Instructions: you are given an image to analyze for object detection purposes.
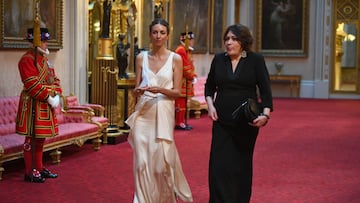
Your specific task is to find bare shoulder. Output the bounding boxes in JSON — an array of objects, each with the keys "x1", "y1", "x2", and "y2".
[
  {"x1": 136, "y1": 51, "x2": 145, "y2": 60},
  {"x1": 171, "y1": 52, "x2": 182, "y2": 72},
  {"x1": 135, "y1": 51, "x2": 145, "y2": 66},
  {"x1": 172, "y1": 52, "x2": 182, "y2": 63}
]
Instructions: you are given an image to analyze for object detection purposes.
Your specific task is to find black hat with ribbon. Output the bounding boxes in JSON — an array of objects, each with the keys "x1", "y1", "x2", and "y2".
[
  {"x1": 26, "y1": 28, "x2": 50, "y2": 42},
  {"x1": 180, "y1": 31, "x2": 195, "y2": 41}
]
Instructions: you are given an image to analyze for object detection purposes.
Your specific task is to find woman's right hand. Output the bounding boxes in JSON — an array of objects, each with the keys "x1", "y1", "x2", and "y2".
[
  {"x1": 208, "y1": 105, "x2": 218, "y2": 121},
  {"x1": 206, "y1": 96, "x2": 218, "y2": 121},
  {"x1": 207, "y1": 103, "x2": 218, "y2": 121},
  {"x1": 134, "y1": 86, "x2": 147, "y2": 97}
]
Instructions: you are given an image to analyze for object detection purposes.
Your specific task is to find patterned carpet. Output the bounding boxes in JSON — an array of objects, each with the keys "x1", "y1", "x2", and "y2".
[{"x1": 0, "y1": 98, "x2": 359, "y2": 203}]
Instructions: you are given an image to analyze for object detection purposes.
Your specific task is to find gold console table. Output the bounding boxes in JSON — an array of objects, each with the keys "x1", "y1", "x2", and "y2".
[{"x1": 270, "y1": 75, "x2": 301, "y2": 97}]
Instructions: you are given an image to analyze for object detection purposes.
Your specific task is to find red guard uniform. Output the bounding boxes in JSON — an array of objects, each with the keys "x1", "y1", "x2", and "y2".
[
  {"x1": 16, "y1": 28, "x2": 62, "y2": 182},
  {"x1": 175, "y1": 41, "x2": 197, "y2": 129},
  {"x1": 16, "y1": 50, "x2": 62, "y2": 137}
]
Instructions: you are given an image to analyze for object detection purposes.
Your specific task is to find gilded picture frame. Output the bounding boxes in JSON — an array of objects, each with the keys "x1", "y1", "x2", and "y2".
[
  {"x1": 0, "y1": 0, "x2": 63, "y2": 50},
  {"x1": 210, "y1": 0, "x2": 226, "y2": 54},
  {"x1": 255, "y1": 0, "x2": 309, "y2": 57},
  {"x1": 169, "y1": 0, "x2": 209, "y2": 53}
]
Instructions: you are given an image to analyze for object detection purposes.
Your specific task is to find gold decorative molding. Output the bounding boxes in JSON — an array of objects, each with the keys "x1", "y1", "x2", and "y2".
[{"x1": 336, "y1": 0, "x2": 359, "y2": 20}]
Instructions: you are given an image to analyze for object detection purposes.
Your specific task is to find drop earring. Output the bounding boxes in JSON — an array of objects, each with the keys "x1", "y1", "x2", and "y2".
[{"x1": 241, "y1": 50, "x2": 247, "y2": 58}]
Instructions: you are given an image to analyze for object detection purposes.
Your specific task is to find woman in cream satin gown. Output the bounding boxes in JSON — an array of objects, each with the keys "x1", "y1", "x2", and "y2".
[{"x1": 126, "y1": 18, "x2": 193, "y2": 203}]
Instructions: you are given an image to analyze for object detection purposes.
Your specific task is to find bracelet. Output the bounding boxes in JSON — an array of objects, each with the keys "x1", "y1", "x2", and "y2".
[{"x1": 260, "y1": 113, "x2": 270, "y2": 120}]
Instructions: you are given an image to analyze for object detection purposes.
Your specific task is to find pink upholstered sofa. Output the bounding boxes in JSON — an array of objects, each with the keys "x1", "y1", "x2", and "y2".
[
  {"x1": 0, "y1": 96, "x2": 102, "y2": 180},
  {"x1": 63, "y1": 94, "x2": 109, "y2": 144},
  {"x1": 189, "y1": 76, "x2": 208, "y2": 118}
]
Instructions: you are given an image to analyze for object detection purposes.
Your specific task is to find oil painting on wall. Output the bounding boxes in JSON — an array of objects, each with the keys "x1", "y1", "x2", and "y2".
[
  {"x1": 256, "y1": 0, "x2": 309, "y2": 57},
  {"x1": 0, "y1": 0, "x2": 63, "y2": 49},
  {"x1": 169, "y1": 0, "x2": 209, "y2": 53}
]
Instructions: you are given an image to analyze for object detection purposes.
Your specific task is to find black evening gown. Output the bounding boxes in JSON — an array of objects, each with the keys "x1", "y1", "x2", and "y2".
[{"x1": 205, "y1": 52, "x2": 273, "y2": 203}]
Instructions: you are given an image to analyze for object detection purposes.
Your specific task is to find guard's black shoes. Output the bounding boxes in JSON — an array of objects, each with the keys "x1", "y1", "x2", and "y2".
[
  {"x1": 185, "y1": 125, "x2": 193, "y2": 129},
  {"x1": 175, "y1": 124, "x2": 192, "y2": 131},
  {"x1": 24, "y1": 169, "x2": 45, "y2": 183},
  {"x1": 41, "y1": 168, "x2": 58, "y2": 179}
]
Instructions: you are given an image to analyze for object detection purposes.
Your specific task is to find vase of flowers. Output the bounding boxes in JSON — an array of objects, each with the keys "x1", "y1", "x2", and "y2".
[{"x1": 275, "y1": 62, "x2": 284, "y2": 75}]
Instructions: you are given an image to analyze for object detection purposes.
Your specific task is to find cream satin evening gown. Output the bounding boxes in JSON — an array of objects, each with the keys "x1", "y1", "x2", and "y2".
[{"x1": 126, "y1": 51, "x2": 193, "y2": 203}]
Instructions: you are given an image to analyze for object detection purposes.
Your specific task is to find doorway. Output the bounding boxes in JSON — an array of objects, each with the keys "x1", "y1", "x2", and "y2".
[{"x1": 332, "y1": 0, "x2": 360, "y2": 93}]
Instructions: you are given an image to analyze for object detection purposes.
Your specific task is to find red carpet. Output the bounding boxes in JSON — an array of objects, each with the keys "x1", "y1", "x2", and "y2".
[{"x1": 0, "y1": 98, "x2": 359, "y2": 203}]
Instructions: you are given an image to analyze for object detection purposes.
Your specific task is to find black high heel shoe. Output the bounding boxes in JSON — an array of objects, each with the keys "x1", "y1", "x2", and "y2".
[
  {"x1": 24, "y1": 169, "x2": 45, "y2": 183},
  {"x1": 41, "y1": 168, "x2": 58, "y2": 178}
]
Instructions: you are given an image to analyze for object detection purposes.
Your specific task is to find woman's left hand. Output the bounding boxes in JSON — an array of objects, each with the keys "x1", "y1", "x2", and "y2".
[
  {"x1": 249, "y1": 115, "x2": 269, "y2": 128},
  {"x1": 146, "y1": 86, "x2": 161, "y2": 94}
]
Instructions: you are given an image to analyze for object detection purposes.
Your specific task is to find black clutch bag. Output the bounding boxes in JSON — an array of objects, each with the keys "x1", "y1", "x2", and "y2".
[{"x1": 231, "y1": 98, "x2": 261, "y2": 122}]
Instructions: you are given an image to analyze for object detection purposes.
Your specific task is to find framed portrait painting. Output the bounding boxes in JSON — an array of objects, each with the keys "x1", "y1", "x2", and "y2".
[
  {"x1": 255, "y1": 0, "x2": 309, "y2": 57},
  {"x1": 210, "y1": 0, "x2": 226, "y2": 54},
  {"x1": 0, "y1": 0, "x2": 63, "y2": 49},
  {"x1": 169, "y1": 0, "x2": 209, "y2": 53}
]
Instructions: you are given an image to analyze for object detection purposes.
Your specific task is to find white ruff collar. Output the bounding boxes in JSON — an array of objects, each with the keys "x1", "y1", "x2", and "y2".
[{"x1": 37, "y1": 47, "x2": 50, "y2": 55}]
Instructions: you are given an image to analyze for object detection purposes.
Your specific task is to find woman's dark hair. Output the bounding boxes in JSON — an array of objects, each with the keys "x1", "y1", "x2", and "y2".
[
  {"x1": 149, "y1": 18, "x2": 170, "y2": 34},
  {"x1": 223, "y1": 24, "x2": 253, "y2": 51}
]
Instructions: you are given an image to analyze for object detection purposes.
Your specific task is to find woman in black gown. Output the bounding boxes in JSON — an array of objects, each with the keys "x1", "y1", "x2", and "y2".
[{"x1": 205, "y1": 24, "x2": 273, "y2": 203}]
